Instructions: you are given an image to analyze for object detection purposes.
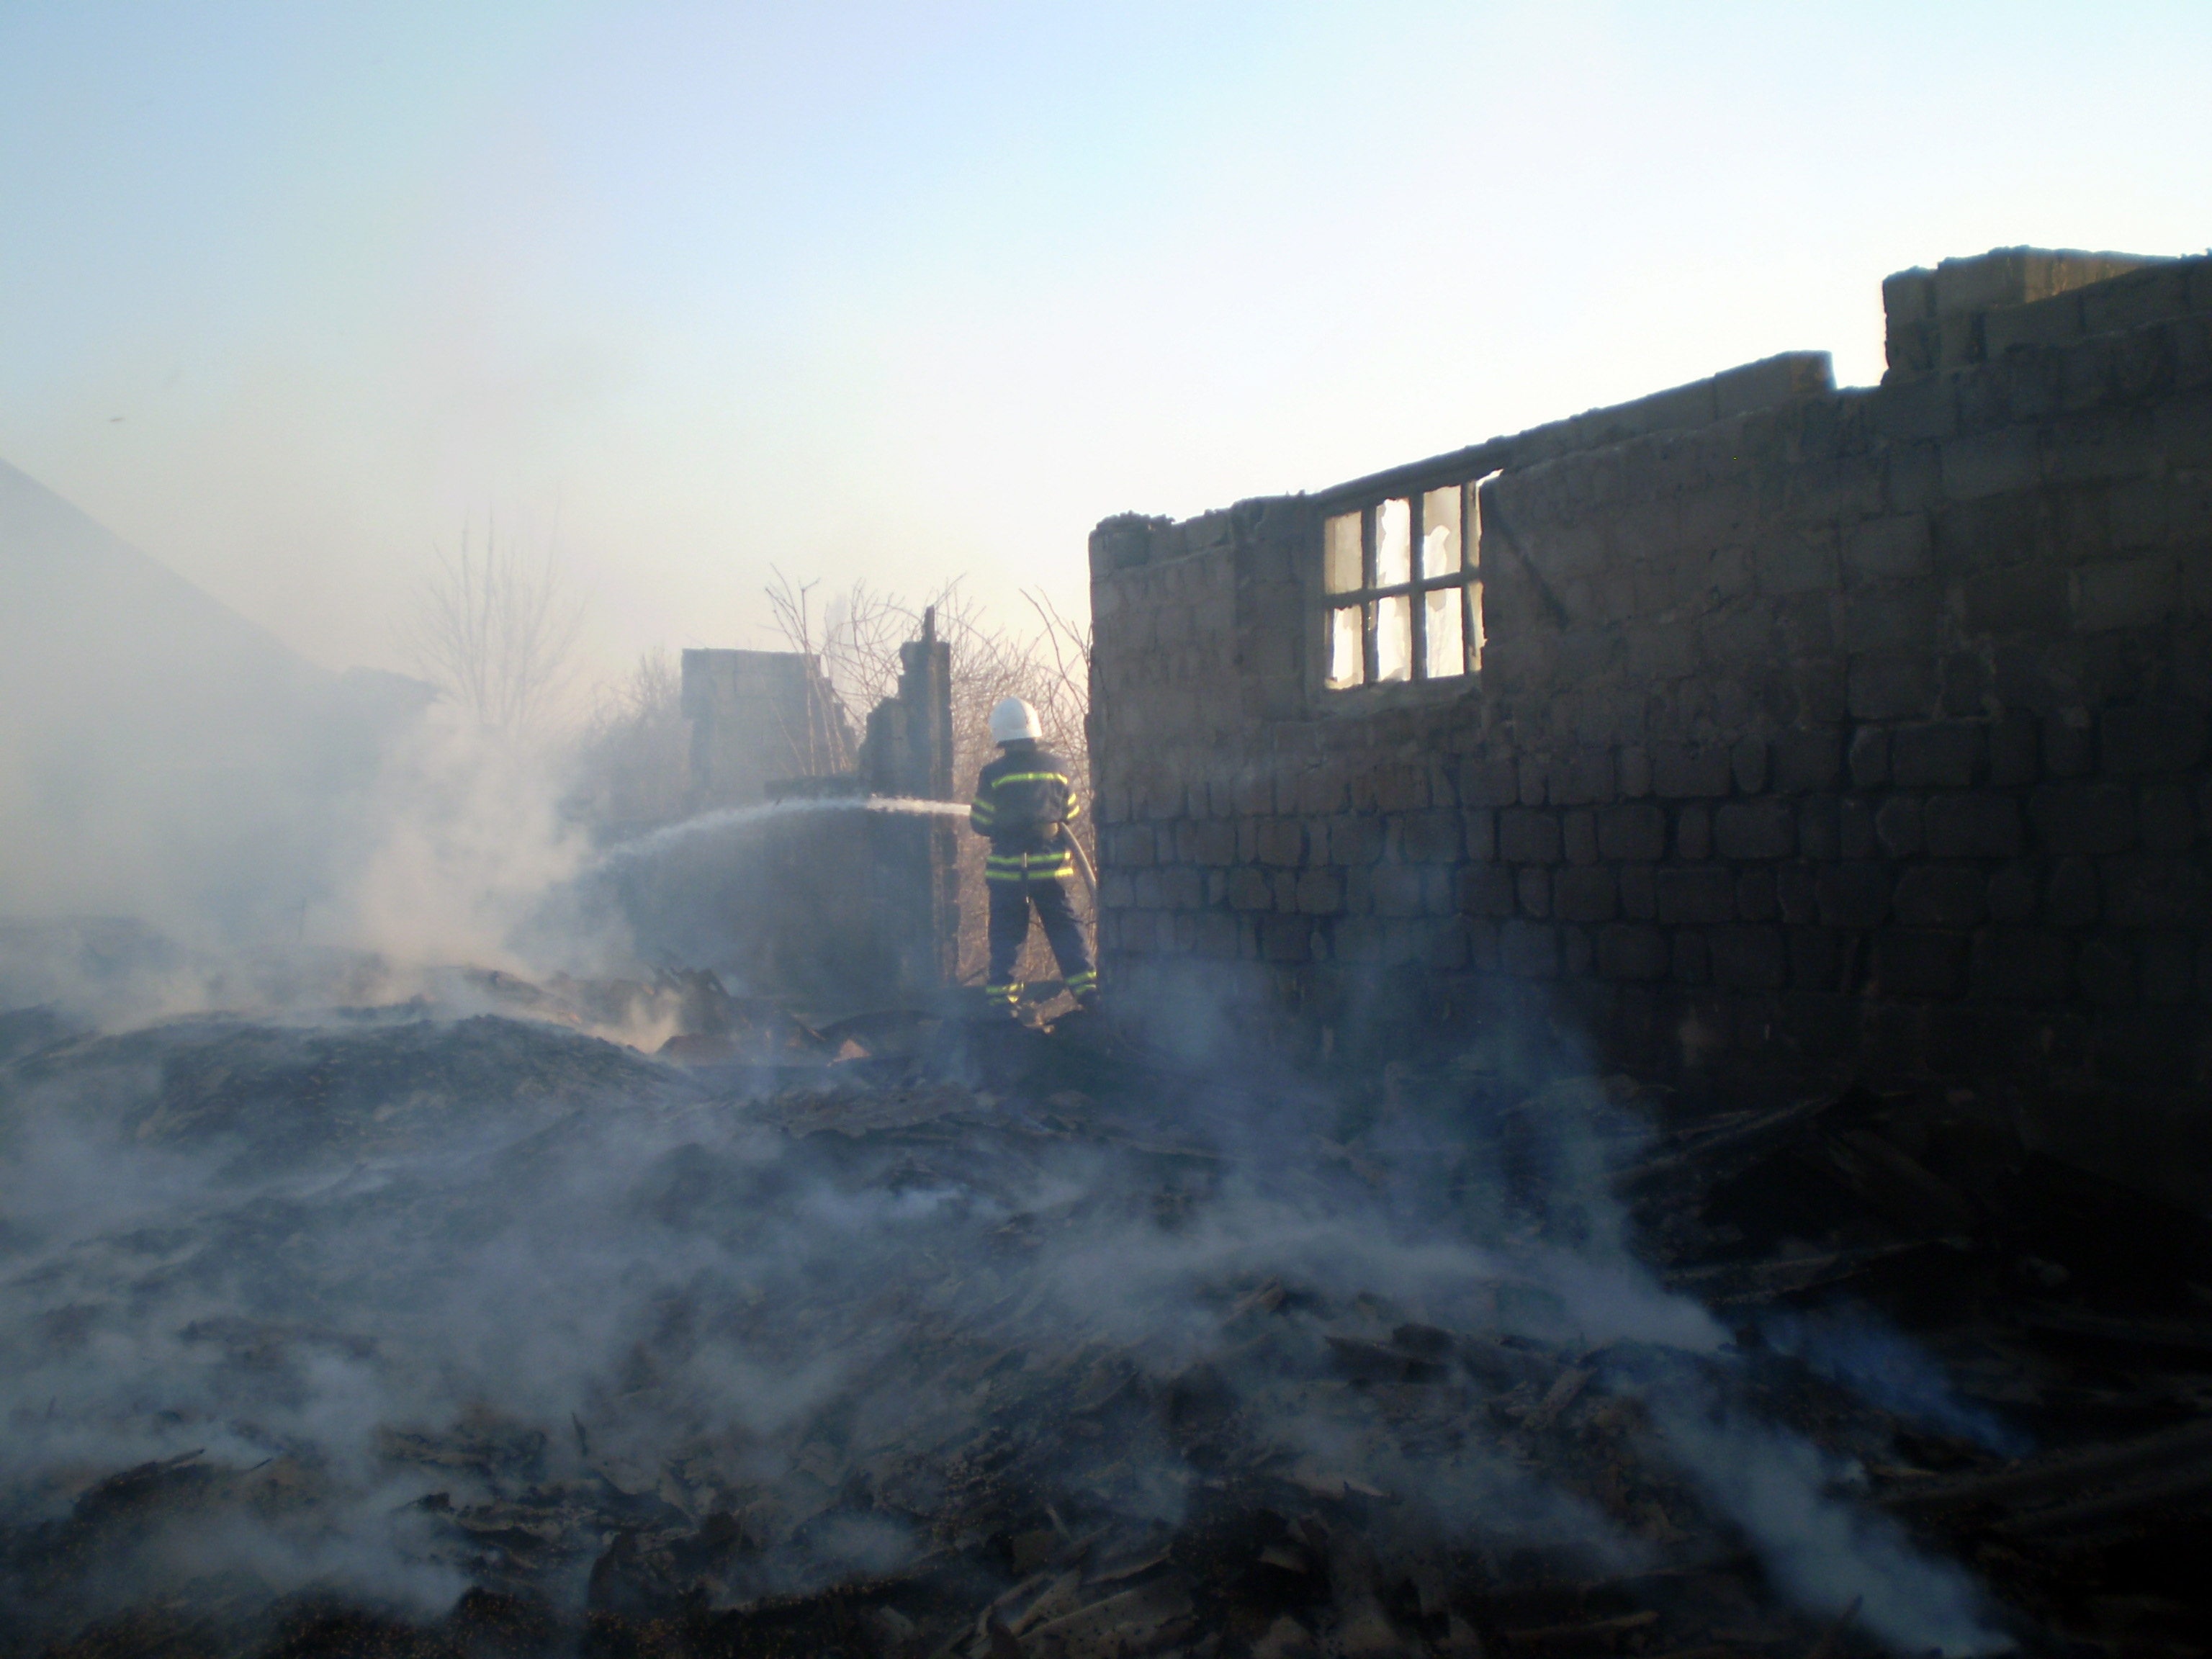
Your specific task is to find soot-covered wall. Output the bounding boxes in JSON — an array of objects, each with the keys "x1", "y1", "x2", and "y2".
[{"x1": 1089, "y1": 248, "x2": 2211, "y2": 1174}]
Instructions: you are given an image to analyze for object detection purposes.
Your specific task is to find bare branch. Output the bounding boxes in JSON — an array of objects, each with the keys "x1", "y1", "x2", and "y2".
[{"x1": 397, "y1": 518, "x2": 584, "y2": 737}]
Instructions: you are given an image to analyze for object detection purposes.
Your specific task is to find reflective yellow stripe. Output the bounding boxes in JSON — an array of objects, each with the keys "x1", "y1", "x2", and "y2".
[
  {"x1": 994, "y1": 771, "x2": 1070, "y2": 786},
  {"x1": 1065, "y1": 799, "x2": 1082, "y2": 819}
]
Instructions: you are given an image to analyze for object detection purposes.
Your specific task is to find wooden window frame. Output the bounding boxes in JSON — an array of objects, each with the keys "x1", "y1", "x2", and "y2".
[{"x1": 1318, "y1": 481, "x2": 1485, "y2": 695}]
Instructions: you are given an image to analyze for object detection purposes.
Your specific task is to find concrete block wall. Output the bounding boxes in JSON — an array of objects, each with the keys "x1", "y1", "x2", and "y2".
[{"x1": 1089, "y1": 250, "x2": 2212, "y2": 1115}]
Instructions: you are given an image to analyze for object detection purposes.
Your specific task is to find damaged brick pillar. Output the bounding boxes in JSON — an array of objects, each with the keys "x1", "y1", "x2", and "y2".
[{"x1": 860, "y1": 606, "x2": 961, "y2": 994}]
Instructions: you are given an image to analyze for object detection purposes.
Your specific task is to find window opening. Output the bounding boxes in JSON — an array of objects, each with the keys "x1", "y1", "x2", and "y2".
[{"x1": 1318, "y1": 477, "x2": 1485, "y2": 692}]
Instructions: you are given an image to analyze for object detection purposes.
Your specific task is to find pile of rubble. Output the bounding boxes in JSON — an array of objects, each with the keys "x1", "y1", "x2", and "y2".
[{"x1": 4, "y1": 989, "x2": 2211, "y2": 1657}]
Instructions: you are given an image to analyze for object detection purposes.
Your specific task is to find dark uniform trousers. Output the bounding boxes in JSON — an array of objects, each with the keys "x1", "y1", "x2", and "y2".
[
  {"x1": 986, "y1": 862, "x2": 1095, "y2": 1007},
  {"x1": 970, "y1": 741, "x2": 1098, "y2": 1008}
]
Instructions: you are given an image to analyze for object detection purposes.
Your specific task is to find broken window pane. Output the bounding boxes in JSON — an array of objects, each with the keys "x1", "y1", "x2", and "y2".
[
  {"x1": 1467, "y1": 577, "x2": 1485, "y2": 670},
  {"x1": 1375, "y1": 593, "x2": 1411, "y2": 683},
  {"x1": 1323, "y1": 512, "x2": 1362, "y2": 595},
  {"x1": 1325, "y1": 605, "x2": 1364, "y2": 689},
  {"x1": 1424, "y1": 585, "x2": 1464, "y2": 679},
  {"x1": 1374, "y1": 498, "x2": 1411, "y2": 588},
  {"x1": 1420, "y1": 487, "x2": 1461, "y2": 577}
]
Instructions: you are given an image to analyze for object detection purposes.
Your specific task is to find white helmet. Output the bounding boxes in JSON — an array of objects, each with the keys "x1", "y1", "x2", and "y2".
[{"x1": 989, "y1": 696, "x2": 1042, "y2": 743}]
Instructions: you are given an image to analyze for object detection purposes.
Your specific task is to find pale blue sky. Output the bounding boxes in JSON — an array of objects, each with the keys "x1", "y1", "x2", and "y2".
[{"x1": 4, "y1": 1, "x2": 2207, "y2": 684}]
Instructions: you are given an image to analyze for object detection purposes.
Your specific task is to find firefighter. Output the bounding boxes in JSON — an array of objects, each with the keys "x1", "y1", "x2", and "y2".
[{"x1": 969, "y1": 696, "x2": 1098, "y2": 1015}]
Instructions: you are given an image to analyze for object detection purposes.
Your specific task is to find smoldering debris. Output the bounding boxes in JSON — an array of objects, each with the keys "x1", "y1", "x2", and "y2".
[{"x1": 3, "y1": 1004, "x2": 2211, "y2": 1657}]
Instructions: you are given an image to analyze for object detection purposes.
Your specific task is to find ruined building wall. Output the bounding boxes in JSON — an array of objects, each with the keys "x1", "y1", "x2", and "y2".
[
  {"x1": 1089, "y1": 249, "x2": 2212, "y2": 1187},
  {"x1": 680, "y1": 648, "x2": 854, "y2": 809}
]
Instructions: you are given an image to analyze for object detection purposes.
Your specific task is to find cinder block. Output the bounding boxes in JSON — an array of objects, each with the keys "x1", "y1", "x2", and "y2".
[
  {"x1": 1516, "y1": 867, "x2": 1552, "y2": 918},
  {"x1": 1257, "y1": 819, "x2": 1306, "y2": 867},
  {"x1": 1193, "y1": 819, "x2": 1238, "y2": 866},
  {"x1": 1843, "y1": 516, "x2": 1933, "y2": 585},
  {"x1": 1516, "y1": 755, "x2": 1549, "y2": 808},
  {"x1": 1840, "y1": 585, "x2": 1941, "y2": 655},
  {"x1": 2082, "y1": 263, "x2": 2195, "y2": 335},
  {"x1": 1798, "y1": 796, "x2": 1842, "y2": 860},
  {"x1": 1227, "y1": 868, "x2": 1272, "y2": 911},
  {"x1": 1987, "y1": 860, "x2": 2039, "y2": 922},
  {"x1": 1779, "y1": 864, "x2": 1820, "y2": 923},
  {"x1": 1736, "y1": 868, "x2": 1779, "y2": 922},
  {"x1": 1457, "y1": 864, "x2": 1515, "y2": 917},
  {"x1": 1848, "y1": 727, "x2": 1891, "y2": 788},
  {"x1": 1732, "y1": 738, "x2": 1770, "y2": 795},
  {"x1": 1788, "y1": 927, "x2": 1843, "y2": 992},
  {"x1": 1873, "y1": 930, "x2": 1969, "y2": 998},
  {"x1": 1397, "y1": 810, "x2": 1464, "y2": 863},
  {"x1": 1599, "y1": 803, "x2": 1668, "y2": 861},
  {"x1": 1771, "y1": 730, "x2": 1843, "y2": 792},
  {"x1": 2046, "y1": 857, "x2": 2100, "y2": 927},
  {"x1": 1942, "y1": 428, "x2": 2039, "y2": 501},
  {"x1": 2103, "y1": 705, "x2": 2210, "y2": 774},
  {"x1": 1375, "y1": 764, "x2": 1431, "y2": 813},
  {"x1": 2140, "y1": 785, "x2": 2198, "y2": 853},
  {"x1": 1551, "y1": 749, "x2": 1617, "y2": 806},
  {"x1": 2139, "y1": 932, "x2": 2198, "y2": 1004},
  {"x1": 1989, "y1": 714, "x2": 2040, "y2": 787},
  {"x1": 1714, "y1": 800, "x2": 1796, "y2": 860},
  {"x1": 2077, "y1": 556, "x2": 2181, "y2": 631},
  {"x1": 1499, "y1": 809, "x2": 1563, "y2": 864},
  {"x1": 1465, "y1": 808, "x2": 1497, "y2": 862},
  {"x1": 1297, "y1": 870, "x2": 1344, "y2": 914},
  {"x1": 1715, "y1": 352, "x2": 1835, "y2": 418},
  {"x1": 1677, "y1": 804, "x2": 1713, "y2": 861},
  {"x1": 1459, "y1": 756, "x2": 1520, "y2": 809},
  {"x1": 1293, "y1": 766, "x2": 1349, "y2": 816},
  {"x1": 1326, "y1": 814, "x2": 1385, "y2": 866},
  {"x1": 1161, "y1": 867, "x2": 1206, "y2": 909},
  {"x1": 1925, "y1": 793, "x2": 2024, "y2": 858},
  {"x1": 1671, "y1": 932, "x2": 1710, "y2": 986},
  {"x1": 1563, "y1": 809, "x2": 1599, "y2": 866},
  {"x1": 1373, "y1": 866, "x2": 1429, "y2": 918},
  {"x1": 1983, "y1": 292, "x2": 2084, "y2": 357},
  {"x1": 1963, "y1": 561, "x2": 2069, "y2": 642},
  {"x1": 1555, "y1": 867, "x2": 1618, "y2": 923},
  {"x1": 1191, "y1": 911, "x2": 1241, "y2": 959},
  {"x1": 1891, "y1": 722, "x2": 1984, "y2": 788},
  {"x1": 2030, "y1": 784, "x2": 2136, "y2": 856},
  {"x1": 2076, "y1": 935, "x2": 2136, "y2": 1005},
  {"x1": 1619, "y1": 746, "x2": 1653, "y2": 798},
  {"x1": 1849, "y1": 655, "x2": 1938, "y2": 721},
  {"x1": 2100, "y1": 858, "x2": 2211, "y2": 928},
  {"x1": 1972, "y1": 928, "x2": 2070, "y2": 1002},
  {"x1": 1817, "y1": 863, "x2": 1894, "y2": 928},
  {"x1": 1875, "y1": 796, "x2": 1924, "y2": 857},
  {"x1": 1711, "y1": 926, "x2": 1789, "y2": 991},
  {"x1": 1657, "y1": 866, "x2": 1736, "y2": 924},
  {"x1": 1893, "y1": 866, "x2": 1988, "y2": 927},
  {"x1": 1597, "y1": 924, "x2": 1670, "y2": 981},
  {"x1": 2044, "y1": 711, "x2": 2096, "y2": 778},
  {"x1": 1651, "y1": 745, "x2": 1735, "y2": 799},
  {"x1": 1258, "y1": 914, "x2": 1312, "y2": 963},
  {"x1": 1619, "y1": 865, "x2": 1657, "y2": 920},
  {"x1": 1758, "y1": 531, "x2": 1841, "y2": 595},
  {"x1": 1499, "y1": 920, "x2": 1560, "y2": 979}
]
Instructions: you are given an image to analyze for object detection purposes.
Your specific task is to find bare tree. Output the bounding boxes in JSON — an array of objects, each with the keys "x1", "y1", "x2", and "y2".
[
  {"x1": 568, "y1": 648, "x2": 690, "y2": 836},
  {"x1": 398, "y1": 518, "x2": 584, "y2": 737}
]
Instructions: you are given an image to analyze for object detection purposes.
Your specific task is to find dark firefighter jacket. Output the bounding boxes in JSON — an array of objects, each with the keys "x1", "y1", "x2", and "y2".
[{"x1": 969, "y1": 742, "x2": 1079, "y2": 882}]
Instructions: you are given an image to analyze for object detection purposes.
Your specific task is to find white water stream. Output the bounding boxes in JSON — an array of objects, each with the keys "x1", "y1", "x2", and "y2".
[{"x1": 590, "y1": 796, "x2": 970, "y2": 874}]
